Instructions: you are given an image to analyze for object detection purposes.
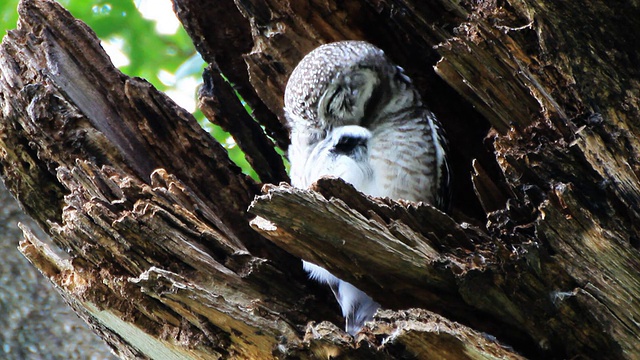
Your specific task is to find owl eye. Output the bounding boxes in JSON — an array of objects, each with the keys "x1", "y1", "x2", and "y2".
[{"x1": 326, "y1": 86, "x2": 353, "y2": 115}]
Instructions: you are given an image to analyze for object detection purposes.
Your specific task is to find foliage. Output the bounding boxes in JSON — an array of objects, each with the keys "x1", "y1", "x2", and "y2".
[{"x1": 0, "y1": 0, "x2": 258, "y2": 179}]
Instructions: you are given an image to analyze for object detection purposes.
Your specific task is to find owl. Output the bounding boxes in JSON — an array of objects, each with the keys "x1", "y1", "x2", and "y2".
[{"x1": 284, "y1": 41, "x2": 450, "y2": 335}]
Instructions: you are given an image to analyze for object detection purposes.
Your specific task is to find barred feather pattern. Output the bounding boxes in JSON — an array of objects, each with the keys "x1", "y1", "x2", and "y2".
[{"x1": 285, "y1": 41, "x2": 449, "y2": 335}]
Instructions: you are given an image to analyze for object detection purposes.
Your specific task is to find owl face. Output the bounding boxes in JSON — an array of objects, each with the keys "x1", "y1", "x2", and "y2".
[
  {"x1": 284, "y1": 41, "x2": 400, "y2": 139},
  {"x1": 317, "y1": 67, "x2": 380, "y2": 128}
]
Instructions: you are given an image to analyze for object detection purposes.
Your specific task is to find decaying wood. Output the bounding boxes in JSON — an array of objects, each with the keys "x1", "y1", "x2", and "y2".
[
  {"x1": 0, "y1": 1, "x2": 311, "y2": 358},
  {"x1": 1, "y1": 0, "x2": 640, "y2": 358}
]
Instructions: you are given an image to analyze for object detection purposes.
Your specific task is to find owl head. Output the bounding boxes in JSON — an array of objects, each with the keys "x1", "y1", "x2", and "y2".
[{"x1": 284, "y1": 41, "x2": 415, "y2": 142}]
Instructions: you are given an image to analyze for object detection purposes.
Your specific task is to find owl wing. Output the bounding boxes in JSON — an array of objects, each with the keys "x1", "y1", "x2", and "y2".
[{"x1": 368, "y1": 109, "x2": 449, "y2": 208}]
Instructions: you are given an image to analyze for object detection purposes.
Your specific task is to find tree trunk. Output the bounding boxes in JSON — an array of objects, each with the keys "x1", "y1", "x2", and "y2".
[{"x1": 1, "y1": 0, "x2": 639, "y2": 359}]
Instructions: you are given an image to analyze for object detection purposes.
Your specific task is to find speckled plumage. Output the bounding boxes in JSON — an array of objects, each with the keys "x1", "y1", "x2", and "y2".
[{"x1": 285, "y1": 41, "x2": 450, "y2": 335}]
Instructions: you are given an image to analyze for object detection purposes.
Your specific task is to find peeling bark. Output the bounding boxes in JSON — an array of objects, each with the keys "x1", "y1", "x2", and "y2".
[{"x1": 1, "y1": 0, "x2": 640, "y2": 359}]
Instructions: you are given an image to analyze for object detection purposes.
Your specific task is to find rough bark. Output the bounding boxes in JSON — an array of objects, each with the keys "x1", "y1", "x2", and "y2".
[{"x1": 1, "y1": 0, "x2": 639, "y2": 359}]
